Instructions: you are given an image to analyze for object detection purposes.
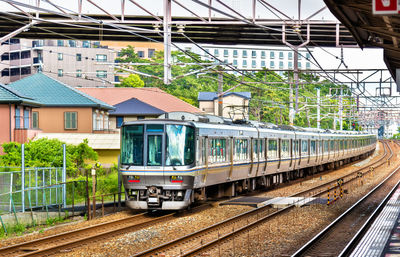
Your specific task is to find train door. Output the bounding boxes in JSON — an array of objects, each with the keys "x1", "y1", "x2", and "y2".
[{"x1": 146, "y1": 129, "x2": 165, "y2": 183}]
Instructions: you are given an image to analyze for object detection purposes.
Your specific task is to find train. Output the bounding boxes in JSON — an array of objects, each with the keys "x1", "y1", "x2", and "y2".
[{"x1": 120, "y1": 112, "x2": 377, "y2": 210}]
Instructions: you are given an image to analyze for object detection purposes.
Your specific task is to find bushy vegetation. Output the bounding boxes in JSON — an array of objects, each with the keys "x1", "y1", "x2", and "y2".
[{"x1": 0, "y1": 138, "x2": 98, "y2": 177}]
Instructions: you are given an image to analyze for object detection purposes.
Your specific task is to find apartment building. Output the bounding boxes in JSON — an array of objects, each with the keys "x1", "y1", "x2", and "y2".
[
  {"x1": 101, "y1": 41, "x2": 163, "y2": 59},
  {"x1": 182, "y1": 44, "x2": 313, "y2": 75},
  {"x1": 0, "y1": 39, "x2": 115, "y2": 87}
]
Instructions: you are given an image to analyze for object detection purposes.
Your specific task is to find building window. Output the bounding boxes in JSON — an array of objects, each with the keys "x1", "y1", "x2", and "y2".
[
  {"x1": 32, "y1": 112, "x2": 38, "y2": 129},
  {"x1": 83, "y1": 41, "x2": 90, "y2": 48},
  {"x1": 137, "y1": 116, "x2": 145, "y2": 120},
  {"x1": 242, "y1": 50, "x2": 247, "y2": 58},
  {"x1": 279, "y1": 52, "x2": 284, "y2": 59},
  {"x1": 233, "y1": 50, "x2": 238, "y2": 57},
  {"x1": 96, "y1": 70, "x2": 107, "y2": 78},
  {"x1": 224, "y1": 49, "x2": 229, "y2": 57},
  {"x1": 137, "y1": 51, "x2": 145, "y2": 58},
  {"x1": 58, "y1": 53, "x2": 63, "y2": 60},
  {"x1": 96, "y1": 54, "x2": 107, "y2": 62},
  {"x1": 251, "y1": 50, "x2": 257, "y2": 58},
  {"x1": 15, "y1": 107, "x2": 21, "y2": 128},
  {"x1": 279, "y1": 61, "x2": 284, "y2": 69},
  {"x1": 93, "y1": 112, "x2": 97, "y2": 130},
  {"x1": 298, "y1": 62, "x2": 302, "y2": 68},
  {"x1": 116, "y1": 116, "x2": 123, "y2": 128},
  {"x1": 252, "y1": 60, "x2": 256, "y2": 68},
  {"x1": 76, "y1": 69, "x2": 82, "y2": 77},
  {"x1": 24, "y1": 109, "x2": 29, "y2": 129},
  {"x1": 288, "y1": 61, "x2": 293, "y2": 69},
  {"x1": 288, "y1": 52, "x2": 293, "y2": 60},
  {"x1": 242, "y1": 60, "x2": 247, "y2": 68},
  {"x1": 306, "y1": 62, "x2": 311, "y2": 69},
  {"x1": 214, "y1": 49, "x2": 219, "y2": 57},
  {"x1": 57, "y1": 40, "x2": 64, "y2": 47},
  {"x1": 64, "y1": 112, "x2": 77, "y2": 129},
  {"x1": 224, "y1": 59, "x2": 228, "y2": 64},
  {"x1": 233, "y1": 59, "x2": 238, "y2": 67},
  {"x1": 261, "y1": 60, "x2": 266, "y2": 67},
  {"x1": 298, "y1": 53, "x2": 302, "y2": 60},
  {"x1": 68, "y1": 40, "x2": 76, "y2": 47},
  {"x1": 270, "y1": 61, "x2": 275, "y2": 68},
  {"x1": 306, "y1": 52, "x2": 311, "y2": 59},
  {"x1": 270, "y1": 51, "x2": 275, "y2": 59},
  {"x1": 148, "y1": 49, "x2": 155, "y2": 58},
  {"x1": 58, "y1": 69, "x2": 63, "y2": 77},
  {"x1": 261, "y1": 51, "x2": 266, "y2": 59},
  {"x1": 76, "y1": 53, "x2": 82, "y2": 61}
]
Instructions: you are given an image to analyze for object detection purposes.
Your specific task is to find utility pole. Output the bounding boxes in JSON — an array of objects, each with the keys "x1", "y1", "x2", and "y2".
[
  {"x1": 218, "y1": 68, "x2": 223, "y2": 117},
  {"x1": 317, "y1": 88, "x2": 321, "y2": 129}
]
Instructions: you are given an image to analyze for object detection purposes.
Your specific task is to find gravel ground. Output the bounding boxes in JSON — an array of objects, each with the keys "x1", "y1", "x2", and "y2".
[{"x1": 54, "y1": 143, "x2": 387, "y2": 257}]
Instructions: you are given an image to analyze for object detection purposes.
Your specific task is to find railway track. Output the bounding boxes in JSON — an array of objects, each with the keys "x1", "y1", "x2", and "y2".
[
  {"x1": 0, "y1": 205, "x2": 210, "y2": 257},
  {"x1": 134, "y1": 141, "x2": 392, "y2": 257},
  {"x1": 291, "y1": 141, "x2": 399, "y2": 257}
]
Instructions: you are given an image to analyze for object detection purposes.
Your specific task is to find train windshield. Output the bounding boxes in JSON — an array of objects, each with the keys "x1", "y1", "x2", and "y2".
[
  {"x1": 166, "y1": 125, "x2": 195, "y2": 166},
  {"x1": 121, "y1": 125, "x2": 144, "y2": 165}
]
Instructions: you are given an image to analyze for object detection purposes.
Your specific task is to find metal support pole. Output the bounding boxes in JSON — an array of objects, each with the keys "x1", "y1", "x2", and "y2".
[
  {"x1": 163, "y1": 0, "x2": 172, "y2": 84},
  {"x1": 21, "y1": 144, "x2": 25, "y2": 213},
  {"x1": 339, "y1": 88, "x2": 343, "y2": 130},
  {"x1": 317, "y1": 89, "x2": 321, "y2": 129},
  {"x1": 62, "y1": 144, "x2": 66, "y2": 208},
  {"x1": 218, "y1": 68, "x2": 223, "y2": 117}
]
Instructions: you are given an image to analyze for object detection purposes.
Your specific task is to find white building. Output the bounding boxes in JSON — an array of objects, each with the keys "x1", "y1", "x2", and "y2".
[{"x1": 181, "y1": 44, "x2": 314, "y2": 75}]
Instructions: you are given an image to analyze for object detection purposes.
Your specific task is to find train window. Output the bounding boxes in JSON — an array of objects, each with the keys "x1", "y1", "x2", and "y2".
[
  {"x1": 253, "y1": 139, "x2": 258, "y2": 157},
  {"x1": 147, "y1": 135, "x2": 162, "y2": 166},
  {"x1": 259, "y1": 139, "x2": 264, "y2": 159},
  {"x1": 165, "y1": 125, "x2": 195, "y2": 166},
  {"x1": 234, "y1": 139, "x2": 248, "y2": 161},
  {"x1": 319, "y1": 140, "x2": 323, "y2": 154},
  {"x1": 301, "y1": 140, "x2": 308, "y2": 154},
  {"x1": 209, "y1": 138, "x2": 227, "y2": 163},
  {"x1": 340, "y1": 140, "x2": 343, "y2": 151},
  {"x1": 324, "y1": 141, "x2": 329, "y2": 153},
  {"x1": 121, "y1": 125, "x2": 144, "y2": 166},
  {"x1": 344, "y1": 140, "x2": 348, "y2": 150},
  {"x1": 268, "y1": 139, "x2": 278, "y2": 159},
  {"x1": 146, "y1": 124, "x2": 164, "y2": 132},
  {"x1": 293, "y1": 140, "x2": 299, "y2": 156},
  {"x1": 310, "y1": 140, "x2": 316, "y2": 155},
  {"x1": 281, "y1": 140, "x2": 290, "y2": 158},
  {"x1": 330, "y1": 140, "x2": 335, "y2": 151}
]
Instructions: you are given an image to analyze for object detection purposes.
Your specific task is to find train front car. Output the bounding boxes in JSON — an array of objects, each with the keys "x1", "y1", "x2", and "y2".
[{"x1": 120, "y1": 121, "x2": 196, "y2": 210}]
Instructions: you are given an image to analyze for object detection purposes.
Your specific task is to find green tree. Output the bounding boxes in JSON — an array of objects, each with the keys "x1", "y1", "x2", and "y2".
[{"x1": 117, "y1": 74, "x2": 144, "y2": 88}]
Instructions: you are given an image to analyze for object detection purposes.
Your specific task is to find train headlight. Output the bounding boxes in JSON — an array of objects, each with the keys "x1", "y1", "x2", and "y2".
[
  {"x1": 128, "y1": 175, "x2": 140, "y2": 183},
  {"x1": 171, "y1": 175, "x2": 183, "y2": 183}
]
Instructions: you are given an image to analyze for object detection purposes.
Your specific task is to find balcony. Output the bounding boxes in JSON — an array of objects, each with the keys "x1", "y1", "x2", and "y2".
[
  {"x1": 10, "y1": 58, "x2": 32, "y2": 67},
  {"x1": 32, "y1": 40, "x2": 44, "y2": 49},
  {"x1": 33, "y1": 57, "x2": 43, "y2": 65}
]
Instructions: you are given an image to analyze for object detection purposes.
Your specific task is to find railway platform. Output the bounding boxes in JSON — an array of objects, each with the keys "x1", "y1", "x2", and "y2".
[{"x1": 349, "y1": 186, "x2": 400, "y2": 256}]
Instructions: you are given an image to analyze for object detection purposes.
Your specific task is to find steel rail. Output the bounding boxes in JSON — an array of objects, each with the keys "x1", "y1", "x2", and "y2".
[{"x1": 134, "y1": 142, "x2": 386, "y2": 257}]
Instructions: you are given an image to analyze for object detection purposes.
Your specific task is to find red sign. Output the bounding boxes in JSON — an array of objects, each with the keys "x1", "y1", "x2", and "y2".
[{"x1": 373, "y1": 0, "x2": 398, "y2": 14}]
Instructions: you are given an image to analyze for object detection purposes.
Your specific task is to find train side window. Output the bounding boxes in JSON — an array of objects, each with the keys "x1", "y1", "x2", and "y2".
[
  {"x1": 234, "y1": 139, "x2": 248, "y2": 161},
  {"x1": 330, "y1": 140, "x2": 335, "y2": 152},
  {"x1": 344, "y1": 140, "x2": 348, "y2": 150},
  {"x1": 301, "y1": 140, "x2": 308, "y2": 155},
  {"x1": 259, "y1": 139, "x2": 264, "y2": 160},
  {"x1": 340, "y1": 140, "x2": 344, "y2": 151},
  {"x1": 253, "y1": 139, "x2": 258, "y2": 157},
  {"x1": 209, "y1": 138, "x2": 227, "y2": 163},
  {"x1": 324, "y1": 140, "x2": 329, "y2": 153},
  {"x1": 310, "y1": 140, "x2": 316, "y2": 155},
  {"x1": 293, "y1": 140, "x2": 299, "y2": 156},
  {"x1": 268, "y1": 139, "x2": 278, "y2": 159},
  {"x1": 281, "y1": 139, "x2": 290, "y2": 159}
]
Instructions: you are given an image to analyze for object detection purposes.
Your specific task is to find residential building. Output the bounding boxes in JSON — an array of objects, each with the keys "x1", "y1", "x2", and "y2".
[
  {"x1": 0, "y1": 39, "x2": 115, "y2": 87},
  {"x1": 9, "y1": 73, "x2": 115, "y2": 134},
  {"x1": 78, "y1": 87, "x2": 202, "y2": 129},
  {"x1": 182, "y1": 44, "x2": 313, "y2": 76},
  {"x1": 198, "y1": 92, "x2": 251, "y2": 120},
  {"x1": 0, "y1": 83, "x2": 41, "y2": 153}
]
